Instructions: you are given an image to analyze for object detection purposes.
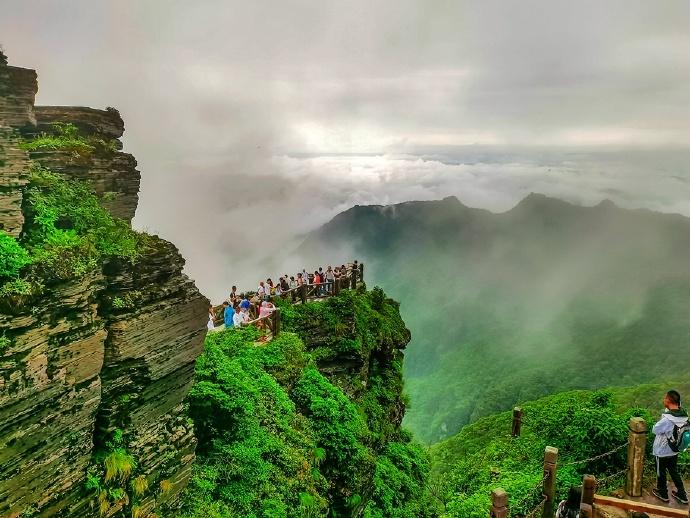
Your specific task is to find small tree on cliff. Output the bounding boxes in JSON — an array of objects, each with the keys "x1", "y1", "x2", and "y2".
[{"x1": 0, "y1": 46, "x2": 7, "y2": 65}]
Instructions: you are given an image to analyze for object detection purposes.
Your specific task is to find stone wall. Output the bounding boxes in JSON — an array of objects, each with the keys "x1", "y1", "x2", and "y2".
[{"x1": 0, "y1": 55, "x2": 208, "y2": 517}]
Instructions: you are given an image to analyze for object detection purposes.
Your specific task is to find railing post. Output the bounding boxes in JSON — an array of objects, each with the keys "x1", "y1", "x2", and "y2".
[
  {"x1": 300, "y1": 283, "x2": 307, "y2": 304},
  {"x1": 579, "y1": 503, "x2": 593, "y2": 518},
  {"x1": 334, "y1": 277, "x2": 340, "y2": 296},
  {"x1": 542, "y1": 446, "x2": 558, "y2": 518},
  {"x1": 627, "y1": 417, "x2": 647, "y2": 497},
  {"x1": 490, "y1": 488, "x2": 508, "y2": 518},
  {"x1": 511, "y1": 407, "x2": 523, "y2": 437},
  {"x1": 351, "y1": 268, "x2": 357, "y2": 289},
  {"x1": 273, "y1": 308, "x2": 281, "y2": 337},
  {"x1": 359, "y1": 262, "x2": 364, "y2": 282},
  {"x1": 581, "y1": 474, "x2": 596, "y2": 510}
]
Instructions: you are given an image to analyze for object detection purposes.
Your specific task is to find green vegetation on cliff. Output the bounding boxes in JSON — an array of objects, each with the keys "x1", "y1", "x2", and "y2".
[
  {"x1": 179, "y1": 288, "x2": 434, "y2": 517},
  {"x1": 0, "y1": 162, "x2": 147, "y2": 307},
  {"x1": 429, "y1": 381, "x2": 690, "y2": 517},
  {"x1": 20, "y1": 121, "x2": 118, "y2": 155}
]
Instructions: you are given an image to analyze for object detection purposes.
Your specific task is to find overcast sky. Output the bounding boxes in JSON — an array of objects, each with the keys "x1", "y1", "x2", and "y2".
[{"x1": 3, "y1": 1, "x2": 690, "y2": 299}]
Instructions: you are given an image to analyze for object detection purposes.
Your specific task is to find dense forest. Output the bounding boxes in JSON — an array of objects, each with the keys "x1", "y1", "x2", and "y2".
[{"x1": 300, "y1": 194, "x2": 690, "y2": 443}]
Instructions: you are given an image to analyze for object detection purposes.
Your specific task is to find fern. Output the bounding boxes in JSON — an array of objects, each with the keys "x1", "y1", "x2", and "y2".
[
  {"x1": 131, "y1": 474, "x2": 148, "y2": 497},
  {"x1": 103, "y1": 449, "x2": 136, "y2": 482}
]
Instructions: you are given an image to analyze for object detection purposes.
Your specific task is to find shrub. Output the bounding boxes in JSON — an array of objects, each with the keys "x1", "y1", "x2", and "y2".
[
  {"x1": 20, "y1": 122, "x2": 117, "y2": 155},
  {"x1": 20, "y1": 167, "x2": 143, "y2": 281},
  {"x1": 0, "y1": 335, "x2": 12, "y2": 352},
  {"x1": 0, "y1": 232, "x2": 31, "y2": 280}
]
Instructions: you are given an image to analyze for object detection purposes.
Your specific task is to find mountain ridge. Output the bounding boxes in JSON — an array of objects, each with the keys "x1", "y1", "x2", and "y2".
[{"x1": 298, "y1": 190, "x2": 690, "y2": 443}]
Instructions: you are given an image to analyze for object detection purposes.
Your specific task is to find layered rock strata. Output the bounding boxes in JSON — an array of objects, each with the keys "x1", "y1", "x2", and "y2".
[
  {"x1": 0, "y1": 63, "x2": 36, "y2": 236},
  {"x1": 0, "y1": 55, "x2": 207, "y2": 517},
  {"x1": 22, "y1": 106, "x2": 140, "y2": 222}
]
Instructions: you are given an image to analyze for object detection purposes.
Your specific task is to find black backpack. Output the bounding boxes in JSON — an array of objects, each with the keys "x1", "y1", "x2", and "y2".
[{"x1": 667, "y1": 421, "x2": 690, "y2": 453}]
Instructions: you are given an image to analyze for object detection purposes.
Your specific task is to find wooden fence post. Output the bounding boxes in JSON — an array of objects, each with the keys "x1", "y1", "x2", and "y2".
[
  {"x1": 511, "y1": 407, "x2": 523, "y2": 437},
  {"x1": 581, "y1": 474, "x2": 596, "y2": 510},
  {"x1": 300, "y1": 283, "x2": 307, "y2": 304},
  {"x1": 490, "y1": 488, "x2": 509, "y2": 518},
  {"x1": 579, "y1": 503, "x2": 593, "y2": 518},
  {"x1": 273, "y1": 308, "x2": 281, "y2": 337},
  {"x1": 627, "y1": 417, "x2": 647, "y2": 497},
  {"x1": 542, "y1": 446, "x2": 558, "y2": 518},
  {"x1": 359, "y1": 262, "x2": 364, "y2": 282}
]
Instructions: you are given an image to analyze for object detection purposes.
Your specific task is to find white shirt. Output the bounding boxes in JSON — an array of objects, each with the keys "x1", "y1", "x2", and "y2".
[{"x1": 233, "y1": 312, "x2": 244, "y2": 327}]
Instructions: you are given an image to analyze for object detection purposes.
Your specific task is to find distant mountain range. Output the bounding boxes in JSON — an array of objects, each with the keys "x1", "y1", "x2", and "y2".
[{"x1": 300, "y1": 193, "x2": 690, "y2": 443}]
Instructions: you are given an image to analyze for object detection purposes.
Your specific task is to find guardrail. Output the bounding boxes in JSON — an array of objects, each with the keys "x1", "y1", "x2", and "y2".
[{"x1": 492, "y1": 415, "x2": 654, "y2": 517}]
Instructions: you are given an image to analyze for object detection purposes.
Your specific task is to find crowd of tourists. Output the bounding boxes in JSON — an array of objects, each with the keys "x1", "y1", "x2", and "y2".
[{"x1": 206, "y1": 261, "x2": 360, "y2": 337}]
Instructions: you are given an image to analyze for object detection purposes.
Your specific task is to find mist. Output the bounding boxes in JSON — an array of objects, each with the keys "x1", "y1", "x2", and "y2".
[
  {"x1": 298, "y1": 193, "x2": 690, "y2": 442},
  {"x1": 1, "y1": 1, "x2": 689, "y2": 303}
]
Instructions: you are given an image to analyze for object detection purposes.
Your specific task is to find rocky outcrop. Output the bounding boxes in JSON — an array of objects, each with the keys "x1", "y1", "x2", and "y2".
[
  {"x1": 96, "y1": 238, "x2": 208, "y2": 515},
  {"x1": 27, "y1": 148, "x2": 140, "y2": 222},
  {"x1": 0, "y1": 272, "x2": 106, "y2": 516},
  {"x1": 0, "y1": 64, "x2": 37, "y2": 128},
  {"x1": 0, "y1": 62, "x2": 36, "y2": 236},
  {"x1": 0, "y1": 128, "x2": 30, "y2": 236},
  {"x1": 0, "y1": 55, "x2": 208, "y2": 517},
  {"x1": 22, "y1": 106, "x2": 140, "y2": 222},
  {"x1": 34, "y1": 106, "x2": 125, "y2": 144}
]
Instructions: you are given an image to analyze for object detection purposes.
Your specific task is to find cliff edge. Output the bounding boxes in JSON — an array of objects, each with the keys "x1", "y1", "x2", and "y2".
[{"x1": 0, "y1": 54, "x2": 208, "y2": 517}]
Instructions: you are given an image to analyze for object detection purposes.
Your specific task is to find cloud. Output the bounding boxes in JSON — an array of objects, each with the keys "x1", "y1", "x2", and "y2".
[{"x1": 1, "y1": 0, "x2": 689, "y2": 299}]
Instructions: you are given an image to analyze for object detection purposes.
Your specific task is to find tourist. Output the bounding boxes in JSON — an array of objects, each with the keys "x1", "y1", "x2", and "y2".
[
  {"x1": 257, "y1": 281, "x2": 267, "y2": 299},
  {"x1": 289, "y1": 276, "x2": 298, "y2": 302},
  {"x1": 652, "y1": 390, "x2": 689, "y2": 504},
  {"x1": 207, "y1": 305, "x2": 215, "y2": 330},
  {"x1": 275, "y1": 281, "x2": 282, "y2": 297},
  {"x1": 267, "y1": 278, "x2": 275, "y2": 296},
  {"x1": 229, "y1": 285, "x2": 237, "y2": 302},
  {"x1": 280, "y1": 276, "x2": 289, "y2": 292},
  {"x1": 239, "y1": 294, "x2": 250, "y2": 311},
  {"x1": 313, "y1": 270, "x2": 321, "y2": 295},
  {"x1": 555, "y1": 486, "x2": 581, "y2": 518},
  {"x1": 232, "y1": 306, "x2": 244, "y2": 327},
  {"x1": 325, "y1": 266, "x2": 335, "y2": 294},
  {"x1": 223, "y1": 301, "x2": 233, "y2": 328}
]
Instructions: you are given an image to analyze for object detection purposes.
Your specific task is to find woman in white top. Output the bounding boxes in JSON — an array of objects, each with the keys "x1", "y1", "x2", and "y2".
[{"x1": 207, "y1": 306, "x2": 215, "y2": 330}]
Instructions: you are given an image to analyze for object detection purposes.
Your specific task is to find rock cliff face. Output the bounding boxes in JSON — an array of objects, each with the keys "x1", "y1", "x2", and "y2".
[
  {"x1": 0, "y1": 56, "x2": 208, "y2": 517},
  {"x1": 22, "y1": 106, "x2": 140, "y2": 222},
  {"x1": 0, "y1": 63, "x2": 35, "y2": 237}
]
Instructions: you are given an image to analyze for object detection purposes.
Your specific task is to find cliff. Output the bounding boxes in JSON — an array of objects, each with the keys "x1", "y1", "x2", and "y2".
[
  {"x1": 178, "y1": 287, "x2": 432, "y2": 517},
  {"x1": 0, "y1": 54, "x2": 208, "y2": 517}
]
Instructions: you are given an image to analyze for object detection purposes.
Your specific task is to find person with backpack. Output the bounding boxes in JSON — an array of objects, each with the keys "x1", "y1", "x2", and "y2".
[{"x1": 652, "y1": 390, "x2": 689, "y2": 504}]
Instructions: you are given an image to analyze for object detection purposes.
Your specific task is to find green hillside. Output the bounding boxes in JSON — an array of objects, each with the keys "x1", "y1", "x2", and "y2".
[
  {"x1": 299, "y1": 194, "x2": 690, "y2": 443},
  {"x1": 178, "y1": 288, "x2": 435, "y2": 518},
  {"x1": 429, "y1": 381, "x2": 690, "y2": 517}
]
